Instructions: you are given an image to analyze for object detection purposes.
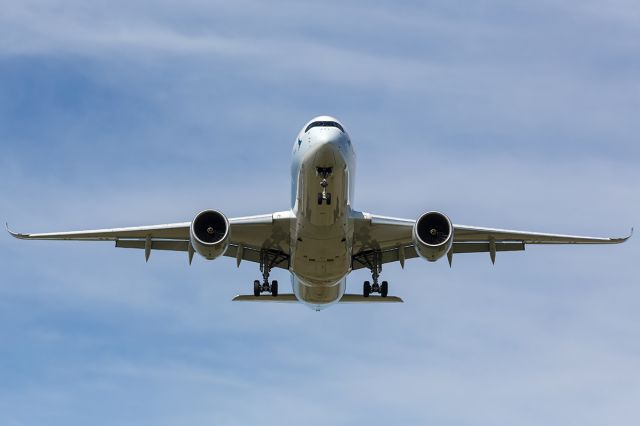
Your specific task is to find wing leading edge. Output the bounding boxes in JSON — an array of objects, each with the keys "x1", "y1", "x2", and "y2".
[{"x1": 6, "y1": 221, "x2": 190, "y2": 240}]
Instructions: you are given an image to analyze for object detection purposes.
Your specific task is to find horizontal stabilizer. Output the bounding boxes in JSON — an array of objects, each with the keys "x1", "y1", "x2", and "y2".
[
  {"x1": 339, "y1": 294, "x2": 404, "y2": 303},
  {"x1": 232, "y1": 294, "x2": 404, "y2": 303},
  {"x1": 233, "y1": 294, "x2": 298, "y2": 303}
]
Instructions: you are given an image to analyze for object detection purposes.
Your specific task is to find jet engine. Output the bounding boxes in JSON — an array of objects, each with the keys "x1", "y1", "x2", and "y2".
[
  {"x1": 413, "y1": 211, "x2": 454, "y2": 262},
  {"x1": 190, "y1": 210, "x2": 230, "y2": 260}
]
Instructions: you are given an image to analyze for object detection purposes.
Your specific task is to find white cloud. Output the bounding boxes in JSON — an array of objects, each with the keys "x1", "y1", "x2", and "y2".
[{"x1": 1, "y1": 1, "x2": 639, "y2": 425}]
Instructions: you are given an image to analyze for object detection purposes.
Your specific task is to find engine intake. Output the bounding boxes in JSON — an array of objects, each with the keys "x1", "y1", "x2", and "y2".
[
  {"x1": 190, "y1": 210, "x2": 230, "y2": 260},
  {"x1": 413, "y1": 211, "x2": 454, "y2": 262}
]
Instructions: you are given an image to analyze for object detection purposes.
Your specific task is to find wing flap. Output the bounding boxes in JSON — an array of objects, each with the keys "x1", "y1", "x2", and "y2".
[
  {"x1": 224, "y1": 245, "x2": 289, "y2": 270},
  {"x1": 351, "y1": 242, "x2": 527, "y2": 270},
  {"x1": 453, "y1": 242, "x2": 525, "y2": 253},
  {"x1": 116, "y1": 239, "x2": 189, "y2": 251},
  {"x1": 113, "y1": 240, "x2": 289, "y2": 269}
]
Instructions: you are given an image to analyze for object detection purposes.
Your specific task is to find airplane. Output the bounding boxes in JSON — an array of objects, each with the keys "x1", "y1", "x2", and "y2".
[{"x1": 7, "y1": 116, "x2": 632, "y2": 311}]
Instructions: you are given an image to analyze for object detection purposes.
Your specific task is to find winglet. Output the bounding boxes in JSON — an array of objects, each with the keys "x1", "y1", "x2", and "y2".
[
  {"x1": 617, "y1": 227, "x2": 633, "y2": 243},
  {"x1": 5, "y1": 222, "x2": 25, "y2": 239}
]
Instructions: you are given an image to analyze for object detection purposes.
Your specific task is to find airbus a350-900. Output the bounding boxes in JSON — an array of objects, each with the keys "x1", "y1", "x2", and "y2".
[{"x1": 8, "y1": 116, "x2": 632, "y2": 310}]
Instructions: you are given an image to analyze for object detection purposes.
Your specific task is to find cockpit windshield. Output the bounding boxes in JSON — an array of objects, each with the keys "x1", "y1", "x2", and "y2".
[{"x1": 305, "y1": 121, "x2": 345, "y2": 133}]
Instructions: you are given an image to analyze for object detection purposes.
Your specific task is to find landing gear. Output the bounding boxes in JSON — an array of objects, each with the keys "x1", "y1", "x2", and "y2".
[
  {"x1": 363, "y1": 281, "x2": 371, "y2": 297},
  {"x1": 252, "y1": 250, "x2": 288, "y2": 297},
  {"x1": 354, "y1": 250, "x2": 390, "y2": 297},
  {"x1": 380, "y1": 281, "x2": 388, "y2": 297},
  {"x1": 317, "y1": 191, "x2": 332, "y2": 205},
  {"x1": 363, "y1": 279, "x2": 389, "y2": 297},
  {"x1": 316, "y1": 167, "x2": 332, "y2": 205}
]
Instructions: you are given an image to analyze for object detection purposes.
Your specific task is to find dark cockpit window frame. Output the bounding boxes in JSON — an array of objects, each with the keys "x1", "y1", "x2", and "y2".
[{"x1": 305, "y1": 121, "x2": 345, "y2": 133}]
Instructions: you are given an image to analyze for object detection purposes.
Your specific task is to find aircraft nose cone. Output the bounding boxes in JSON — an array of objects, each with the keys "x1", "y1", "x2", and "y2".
[
  {"x1": 314, "y1": 127, "x2": 342, "y2": 145},
  {"x1": 310, "y1": 129, "x2": 343, "y2": 165},
  {"x1": 311, "y1": 128, "x2": 344, "y2": 155}
]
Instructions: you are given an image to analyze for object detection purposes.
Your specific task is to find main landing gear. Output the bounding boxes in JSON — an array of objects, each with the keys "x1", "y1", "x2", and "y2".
[
  {"x1": 253, "y1": 250, "x2": 287, "y2": 297},
  {"x1": 354, "y1": 250, "x2": 389, "y2": 298},
  {"x1": 317, "y1": 167, "x2": 332, "y2": 205},
  {"x1": 363, "y1": 280, "x2": 389, "y2": 298},
  {"x1": 253, "y1": 279, "x2": 278, "y2": 297}
]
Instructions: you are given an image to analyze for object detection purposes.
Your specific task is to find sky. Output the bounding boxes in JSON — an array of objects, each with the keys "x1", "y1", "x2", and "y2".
[{"x1": 1, "y1": 1, "x2": 639, "y2": 425}]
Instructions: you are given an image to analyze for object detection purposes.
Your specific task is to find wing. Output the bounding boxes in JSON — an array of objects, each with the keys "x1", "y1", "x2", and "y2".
[
  {"x1": 6, "y1": 210, "x2": 294, "y2": 268},
  {"x1": 351, "y1": 212, "x2": 632, "y2": 269}
]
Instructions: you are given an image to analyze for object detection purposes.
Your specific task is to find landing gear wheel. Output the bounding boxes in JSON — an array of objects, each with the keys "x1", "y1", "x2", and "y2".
[
  {"x1": 271, "y1": 280, "x2": 278, "y2": 297},
  {"x1": 317, "y1": 192, "x2": 323, "y2": 205},
  {"x1": 253, "y1": 280, "x2": 261, "y2": 297},
  {"x1": 380, "y1": 281, "x2": 388, "y2": 298},
  {"x1": 326, "y1": 193, "x2": 332, "y2": 205},
  {"x1": 363, "y1": 281, "x2": 371, "y2": 297}
]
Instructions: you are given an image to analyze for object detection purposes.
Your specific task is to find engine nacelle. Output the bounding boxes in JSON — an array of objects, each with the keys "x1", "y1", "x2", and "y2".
[
  {"x1": 190, "y1": 210, "x2": 230, "y2": 260},
  {"x1": 413, "y1": 211, "x2": 454, "y2": 262}
]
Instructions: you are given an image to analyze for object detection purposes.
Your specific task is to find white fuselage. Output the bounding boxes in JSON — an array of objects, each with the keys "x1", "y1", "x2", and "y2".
[{"x1": 289, "y1": 117, "x2": 356, "y2": 310}]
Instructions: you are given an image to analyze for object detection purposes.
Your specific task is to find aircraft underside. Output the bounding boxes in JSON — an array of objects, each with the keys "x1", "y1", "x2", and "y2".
[{"x1": 6, "y1": 115, "x2": 631, "y2": 311}]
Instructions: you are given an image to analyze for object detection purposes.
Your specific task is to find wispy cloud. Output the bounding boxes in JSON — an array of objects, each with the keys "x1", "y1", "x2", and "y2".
[{"x1": 1, "y1": 1, "x2": 639, "y2": 425}]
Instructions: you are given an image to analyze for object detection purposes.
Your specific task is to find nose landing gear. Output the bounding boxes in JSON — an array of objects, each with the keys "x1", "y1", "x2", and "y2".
[
  {"x1": 317, "y1": 190, "x2": 332, "y2": 206},
  {"x1": 316, "y1": 167, "x2": 333, "y2": 205}
]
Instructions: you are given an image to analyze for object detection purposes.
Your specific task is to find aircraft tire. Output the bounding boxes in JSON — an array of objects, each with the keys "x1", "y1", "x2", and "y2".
[
  {"x1": 381, "y1": 281, "x2": 388, "y2": 297},
  {"x1": 363, "y1": 281, "x2": 371, "y2": 297}
]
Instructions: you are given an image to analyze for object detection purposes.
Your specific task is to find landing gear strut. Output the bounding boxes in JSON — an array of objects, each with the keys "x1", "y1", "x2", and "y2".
[
  {"x1": 354, "y1": 250, "x2": 389, "y2": 297},
  {"x1": 253, "y1": 250, "x2": 287, "y2": 297},
  {"x1": 317, "y1": 167, "x2": 332, "y2": 205}
]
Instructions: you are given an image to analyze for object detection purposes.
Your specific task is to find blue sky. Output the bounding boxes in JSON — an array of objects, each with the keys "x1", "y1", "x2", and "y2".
[{"x1": 1, "y1": 1, "x2": 639, "y2": 425}]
